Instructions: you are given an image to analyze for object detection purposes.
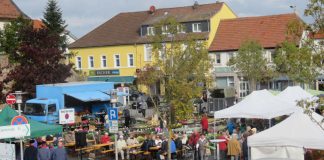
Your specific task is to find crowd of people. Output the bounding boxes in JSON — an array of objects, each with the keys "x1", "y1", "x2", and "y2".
[{"x1": 24, "y1": 138, "x2": 68, "y2": 160}]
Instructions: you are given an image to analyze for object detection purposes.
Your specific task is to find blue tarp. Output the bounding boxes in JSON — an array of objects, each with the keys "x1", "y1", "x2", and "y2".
[{"x1": 65, "y1": 91, "x2": 110, "y2": 102}]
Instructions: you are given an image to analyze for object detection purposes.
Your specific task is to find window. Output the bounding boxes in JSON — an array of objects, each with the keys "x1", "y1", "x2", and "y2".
[
  {"x1": 101, "y1": 55, "x2": 107, "y2": 67},
  {"x1": 114, "y1": 54, "x2": 120, "y2": 67},
  {"x1": 161, "y1": 25, "x2": 168, "y2": 34},
  {"x1": 192, "y1": 23, "x2": 202, "y2": 32},
  {"x1": 76, "y1": 57, "x2": 82, "y2": 69},
  {"x1": 216, "y1": 54, "x2": 221, "y2": 64},
  {"x1": 144, "y1": 44, "x2": 152, "y2": 61},
  {"x1": 177, "y1": 25, "x2": 185, "y2": 33},
  {"x1": 147, "y1": 27, "x2": 154, "y2": 36},
  {"x1": 88, "y1": 56, "x2": 94, "y2": 68},
  {"x1": 128, "y1": 54, "x2": 134, "y2": 67},
  {"x1": 48, "y1": 104, "x2": 56, "y2": 114},
  {"x1": 269, "y1": 50, "x2": 276, "y2": 62}
]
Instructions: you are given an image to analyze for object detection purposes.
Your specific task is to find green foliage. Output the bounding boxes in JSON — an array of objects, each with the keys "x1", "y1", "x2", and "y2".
[
  {"x1": 42, "y1": 0, "x2": 67, "y2": 49},
  {"x1": 274, "y1": 41, "x2": 319, "y2": 84},
  {"x1": 304, "y1": 0, "x2": 324, "y2": 32},
  {"x1": 228, "y1": 40, "x2": 273, "y2": 91},
  {"x1": 0, "y1": 16, "x2": 31, "y2": 63},
  {"x1": 136, "y1": 17, "x2": 210, "y2": 122}
]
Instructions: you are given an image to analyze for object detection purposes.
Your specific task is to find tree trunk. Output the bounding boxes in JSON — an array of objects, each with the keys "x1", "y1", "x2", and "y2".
[
  {"x1": 167, "y1": 127, "x2": 172, "y2": 160},
  {"x1": 249, "y1": 79, "x2": 257, "y2": 92}
]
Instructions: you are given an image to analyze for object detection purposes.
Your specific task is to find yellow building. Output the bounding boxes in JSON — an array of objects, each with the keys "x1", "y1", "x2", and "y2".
[{"x1": 69, "y1": 2, "x2": 236, "y2": 94}]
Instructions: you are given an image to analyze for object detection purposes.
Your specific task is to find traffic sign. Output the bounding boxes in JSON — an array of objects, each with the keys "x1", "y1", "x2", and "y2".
[
  {"x1": 11, "y1": 116, "x2": 29, "y2": 125},
  {"x1": 108, "y1": 108, "x2": 118, "y2": 120},
  {"x1": 6, "y1": 94, "x2": 16, "y2": 105},
  {"x1": 59, "y1": 109, "x2": 75, "y2": 124},
  {"x1": 107, "y1": 108, "x2": 118, "y2": 133},
  {"x1": 0, "y1": 124, "x2": 30, "y2": 139}
]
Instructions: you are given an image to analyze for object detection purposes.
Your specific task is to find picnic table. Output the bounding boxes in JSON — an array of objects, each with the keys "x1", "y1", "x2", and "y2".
[{"x1": 64, "y1": 139, "x2": 96, "y2": 148}]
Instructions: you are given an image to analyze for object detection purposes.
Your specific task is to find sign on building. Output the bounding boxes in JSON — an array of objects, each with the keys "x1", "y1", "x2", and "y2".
[
  {"x1": 59, "y1": 108, "x2": 75, "y2": 124},
  {"x1": 0, "y1": 143, "x2": 15, "y2": 160},
  {"x1": 0, "y1": 124, "x2": 30, "y2": 139}
]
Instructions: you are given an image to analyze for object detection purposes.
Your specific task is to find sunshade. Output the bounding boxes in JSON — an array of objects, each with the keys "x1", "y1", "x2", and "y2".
[
  {"x1": 65, "y1": 91, "x2": 110, "y2": 102},
  {"x1": 0, "y1": 106, "x2": 62, "y2": 138}
]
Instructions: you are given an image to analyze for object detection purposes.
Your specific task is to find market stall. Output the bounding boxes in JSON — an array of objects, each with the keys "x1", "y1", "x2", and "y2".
[{"x1": 248, "y1": 111, "x2": 324, "y2": 160}]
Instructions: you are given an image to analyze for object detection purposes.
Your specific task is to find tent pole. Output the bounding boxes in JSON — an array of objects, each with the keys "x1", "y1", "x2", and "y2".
[{"x1": 248, "y1": 146, "x2": 251, "y2": 160}]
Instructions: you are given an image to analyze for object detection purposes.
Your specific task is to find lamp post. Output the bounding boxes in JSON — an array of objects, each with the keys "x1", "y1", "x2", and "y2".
[
  {"x1": 110, "y1": 89, "x2": 118, "y2": 160},
  {"x1": 12, "y1": 91, "x2": 26, "y2": 160}
]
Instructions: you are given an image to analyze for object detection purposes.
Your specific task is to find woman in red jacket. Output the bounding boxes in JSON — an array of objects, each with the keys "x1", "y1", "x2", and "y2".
[{"x1": 201, "y1": 114, "x2": 209, "y2": 134}]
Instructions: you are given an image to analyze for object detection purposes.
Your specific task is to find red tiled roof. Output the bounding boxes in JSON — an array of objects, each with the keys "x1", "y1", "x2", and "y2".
[
  {"x1": 69, "y1": 2, "x2": 223, "y2": 48},
  {"x1": 209, "y1": 13, "x2": 302, "y2": 52},
  {"x1": 0, "y1": 0, "x2": 28, "y2": 19},
  {"x1": 32, "y1": 19, "x2": 45, "y2": 29},
  {"x1": 313, "y1": 33, "x2": 324, "y2": 39}
]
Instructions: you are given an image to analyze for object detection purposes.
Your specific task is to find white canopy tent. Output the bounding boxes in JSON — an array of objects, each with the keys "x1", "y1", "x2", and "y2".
[
  {"x1": 248, "y1": 111, "x2": 324, "y2": 160},
  {"x1": 214, "y1": 90, "x2": 300, "y2": 119},
  {"x1": 277, "y1": 86, "x2": 315, "y2": 103}
]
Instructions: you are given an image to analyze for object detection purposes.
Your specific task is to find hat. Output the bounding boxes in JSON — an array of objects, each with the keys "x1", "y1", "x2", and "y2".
[
  {"x1": 119, "y1": 135, "x2": 124, "y2": 139},
  {"x1": 251, "y1": 128, "x2": 257, "y2": 134}
]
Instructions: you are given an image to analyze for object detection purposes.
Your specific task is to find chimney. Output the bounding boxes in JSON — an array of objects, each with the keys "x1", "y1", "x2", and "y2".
[{"x1": 149, "y1": 5, "x2": 156, "y2": 14}]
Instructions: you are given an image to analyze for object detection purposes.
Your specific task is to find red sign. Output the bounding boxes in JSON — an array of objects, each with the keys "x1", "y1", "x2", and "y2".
[
  {"x1": 6, "y1": 94, "x2": 16, "y2": 105},
  {"x1": 11, "y1": 115, "x2": 29, "y2": 125}
]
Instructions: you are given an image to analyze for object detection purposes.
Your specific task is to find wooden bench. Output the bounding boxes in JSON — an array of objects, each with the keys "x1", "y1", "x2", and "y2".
[
  {"x1": 130, "y1": 151, "x2": 144, "y2": 160},
  {"x1": 100, "y1": 149, "x2": 114, "y2": 154}
]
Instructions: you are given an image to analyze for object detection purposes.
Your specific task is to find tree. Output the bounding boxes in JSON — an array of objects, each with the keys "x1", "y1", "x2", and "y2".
[
  {"x1": 304, "y1": 0, "x2": 324, "y2": 32},
  {"x1": 0, "y1": 16, "x2": 31, "y2": 63},
  {"x1": 1, "y1": 24, "x2": 72, "y2": 96},
  {"x1": 137, "y1": 17, "x2": 211, "y2": 159},
  {"x1": 42, "y1": 0, "x2": 67, "y2": 49},
  {"x1": 274, "y1": 41, "x2": 318, "y2": 85},
  {"x1": 228, "y1": 40, "x2": 273, "y2": 91}
]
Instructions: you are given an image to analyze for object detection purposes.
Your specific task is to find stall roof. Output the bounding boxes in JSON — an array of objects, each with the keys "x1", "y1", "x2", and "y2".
[
  {"x1": 248, "y1": 111, "x2": 324, "y2": 150},
  {"x1": 0, "y1": 106, "x2": 62, "y2": 138},
  {"x1": 214, "y1": 90, "x2": 301, "y2": 119},
  {"x1": 65, "y1": 91, "x2": 110, "y2": 102}
]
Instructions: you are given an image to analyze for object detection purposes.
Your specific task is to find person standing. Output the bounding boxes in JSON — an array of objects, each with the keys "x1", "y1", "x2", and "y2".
[
  {"x1": 197, "y1": 134, "x2": 208, "y2": 160},
  {"x1": 201, "y1": 114, "x2": 209, "y2": 134},
  {"x1": 37, "y1": 141, "x2": 51, "y2": 160},
  {"x1": 140, "y1": 99, "x2": 148, "y2": 118},
  {"x1": 227, "y1": 134, "x2": 241, "y2": 160},
  {"x1": 218, "y1": 131, "x2": 229, "y2": 160},
  {"x1": 189, "y1": 130, "x2": 200, "y2": 160},
  {"x1": 123, "y1": 107, "x2": 131, "y2": 128},
  {"x1": 24, "y1": 140, "x2": 38, "y2": 160},
  {"x1": 52, "y1": 141, "x2": 68, "y2": 160}
]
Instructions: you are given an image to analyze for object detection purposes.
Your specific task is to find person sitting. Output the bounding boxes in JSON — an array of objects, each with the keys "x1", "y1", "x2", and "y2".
[
  {"x1": 155, "y1": 135, "x2": 163, "y2": 146},
  {"x1": 64, "y1": 131, "x2": 75, "y2": 143},
  {"x1": 158, "y1": 136, "x2": 168, "y2": 160},
  {"x1": 127, "y1": 134, "x2": 139, "y2": 153},
  {"x1": 100, "y1": 132, "x2": 110, "y2": 144},
  {"x1": 116, "y1": 135, "x2": 129, "y2": 160},
  {"x1": 141, "y1": 134, "x2": 151, "y2": 151}
]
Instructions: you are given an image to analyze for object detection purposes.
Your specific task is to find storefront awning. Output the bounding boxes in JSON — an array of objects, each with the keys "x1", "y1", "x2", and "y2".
[
  {"x1": 65, "y1": 91, "x2": 110, "y2": 102},
  {"x1": 88, "y1": 76, "x2": 135, "y2": 83}
]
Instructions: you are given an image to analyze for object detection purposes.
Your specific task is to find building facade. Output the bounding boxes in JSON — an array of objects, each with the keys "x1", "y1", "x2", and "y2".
[
  {"x1": 69, "y1": 2, "x2": 237, "y2": 94},
  {"x1": 208, "y1": 13, "x2": 302, "y2": 98}
]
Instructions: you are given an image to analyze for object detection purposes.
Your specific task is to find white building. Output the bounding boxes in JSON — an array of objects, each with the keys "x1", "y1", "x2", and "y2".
[{"x1": 208, "y1": 13, "x2": 303, "y2": 98}]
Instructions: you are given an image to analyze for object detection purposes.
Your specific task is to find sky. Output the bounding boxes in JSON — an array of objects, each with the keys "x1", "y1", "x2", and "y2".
[{"x1": 13, "y1": 0, "x2": 311, "y2": 38}]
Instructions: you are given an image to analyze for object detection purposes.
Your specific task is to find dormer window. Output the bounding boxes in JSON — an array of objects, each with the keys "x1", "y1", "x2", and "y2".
[
  {"x1": 161, "y1": 25, "x2": 168, "y2": 34},
  {"x1": 147, "y1": 27, "x2": 155, "y2": 36},
  {"x1": 192, "y1": 23, "x2": 202, "y2": 32}
]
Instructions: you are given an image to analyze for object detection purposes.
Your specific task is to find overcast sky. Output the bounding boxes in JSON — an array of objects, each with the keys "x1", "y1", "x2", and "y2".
[{"x1": 13, "y1": 0, "x2": 311, "y2": 38}]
